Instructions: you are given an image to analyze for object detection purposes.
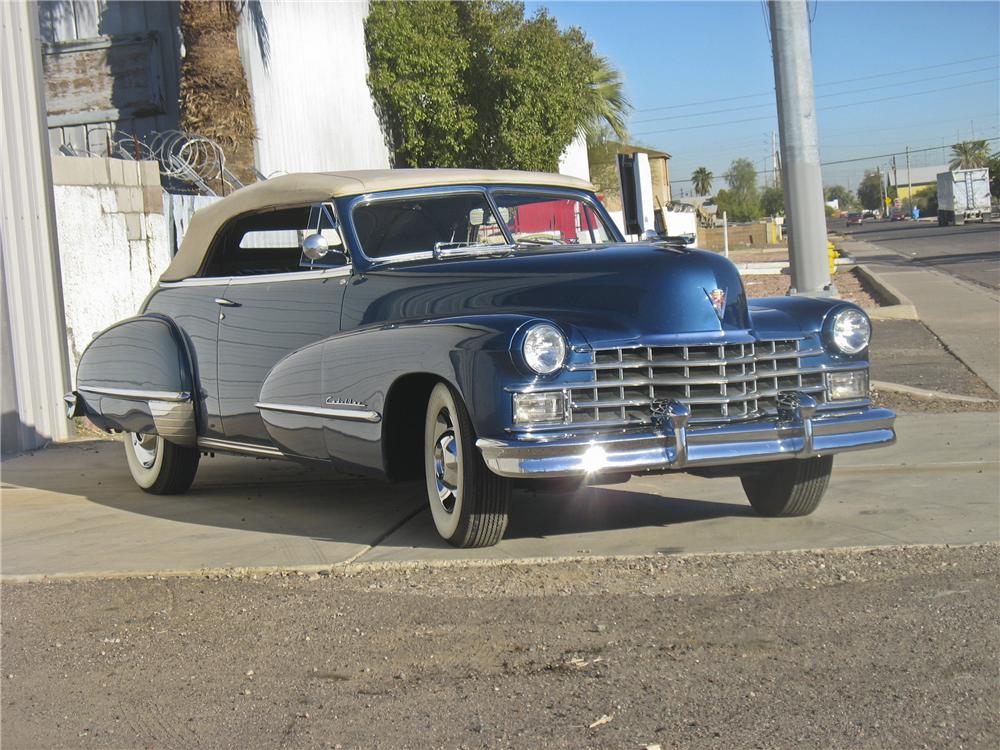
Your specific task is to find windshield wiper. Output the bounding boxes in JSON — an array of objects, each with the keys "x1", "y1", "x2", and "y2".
[{"x1": 432, "y1": 241, "x2": 516, "y2": 259}]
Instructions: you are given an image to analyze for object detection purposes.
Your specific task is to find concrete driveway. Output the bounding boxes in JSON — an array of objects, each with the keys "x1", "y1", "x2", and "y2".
[{"x1": 2, "y1": 412, "x2": 997, "y2": 579}]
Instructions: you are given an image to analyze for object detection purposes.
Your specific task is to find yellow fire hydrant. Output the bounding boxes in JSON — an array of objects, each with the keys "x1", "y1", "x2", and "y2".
[{"x1": 827, "y1": 241, "x2": 838, "y2": 276}]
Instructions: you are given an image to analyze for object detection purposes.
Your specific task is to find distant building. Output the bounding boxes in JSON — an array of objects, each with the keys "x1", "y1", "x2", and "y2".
[{"x1": 888, "y1": 164, "x2": 949, "y2": 201}]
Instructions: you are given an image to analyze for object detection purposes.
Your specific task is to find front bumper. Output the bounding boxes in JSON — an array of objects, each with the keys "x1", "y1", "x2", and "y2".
[{"x1": 477, "y1": 395, "x2": 896, "y2": 478}]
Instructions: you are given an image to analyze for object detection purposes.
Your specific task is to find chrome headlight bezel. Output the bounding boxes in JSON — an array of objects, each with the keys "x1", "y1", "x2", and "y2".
[
  {"x1": 518, "y1": 322, "x2": 568, "y2": 376},
  {"x1": 826, "y1": 307, "x2": 872, "y2": 355}
]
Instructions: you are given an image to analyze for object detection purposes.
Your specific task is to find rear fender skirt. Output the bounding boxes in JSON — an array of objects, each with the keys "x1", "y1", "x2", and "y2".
[{"x1": 73, "y1": 315, "x2": 198, "y2": 445}]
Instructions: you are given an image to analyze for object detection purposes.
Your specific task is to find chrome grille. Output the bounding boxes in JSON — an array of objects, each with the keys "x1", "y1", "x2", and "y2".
[{"x1": 567, "y1": 340, "x2": 826, "y2": 427}]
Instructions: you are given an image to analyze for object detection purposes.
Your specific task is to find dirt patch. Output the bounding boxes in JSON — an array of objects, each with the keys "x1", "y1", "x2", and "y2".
[
  {"x1": 742, "y1": 267, "x2": 880, "y2": 309},
  {"x1": 2, "y1": 545, "x2": 996, "y2": 749}
]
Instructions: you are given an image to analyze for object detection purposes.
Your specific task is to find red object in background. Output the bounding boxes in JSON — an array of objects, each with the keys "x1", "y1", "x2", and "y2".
[{"x1": 510, "y1": 199, "x2": 578, "y2": 241}]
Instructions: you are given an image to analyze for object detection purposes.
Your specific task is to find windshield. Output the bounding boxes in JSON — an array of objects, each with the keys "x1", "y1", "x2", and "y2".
[
  {"x1": 492, "y1": 191, "x2": 614, "y2": 245},
  {"x1": 352, "y1": 192, "x2": 508, "y2": 258}
]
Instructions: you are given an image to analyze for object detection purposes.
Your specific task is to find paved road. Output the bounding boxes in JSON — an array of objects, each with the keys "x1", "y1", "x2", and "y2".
[
  {"x1": 3, "y1": 412, "x2": 997, "y2": 578},
  {"x1": 833, "y1": 218, "x2": 1000, "y2": 290}
]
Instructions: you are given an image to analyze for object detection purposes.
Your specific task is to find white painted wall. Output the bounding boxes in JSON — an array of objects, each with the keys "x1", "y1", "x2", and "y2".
[
  {"x1": 558, "y1": 134, "x2": 590, "y2": 182},
  {"x1": 49, "y1": 157, "x2": 170, "y2": 370},
  {"x1": 237, "y1": 0, "x2": 391, "y2": 175}
]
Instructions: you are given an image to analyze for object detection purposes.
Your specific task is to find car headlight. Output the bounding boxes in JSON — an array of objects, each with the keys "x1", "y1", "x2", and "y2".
[
  {"x1": 522, "y1": 323, "x2": 567, "y2": 375},
  {"x1": 829, "y1": 308, "x2": 871, "y2": 354}
]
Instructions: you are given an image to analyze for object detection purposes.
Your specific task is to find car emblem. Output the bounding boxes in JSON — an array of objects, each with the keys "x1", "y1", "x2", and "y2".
[{"x1": 704, "y1": 288, "x2": 727, "y2": 320}]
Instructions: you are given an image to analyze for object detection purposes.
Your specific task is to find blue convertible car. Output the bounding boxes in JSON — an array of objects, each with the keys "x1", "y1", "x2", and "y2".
[{"x1": 67, "y1": 169, "x2": 896, "y2": 547}]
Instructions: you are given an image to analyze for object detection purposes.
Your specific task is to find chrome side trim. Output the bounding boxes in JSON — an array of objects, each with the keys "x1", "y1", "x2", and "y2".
[
  {"x1": 159, "y1": 266, "x2": 352, "y2": 289},
  {"x1": 255, "y1": 401, "x2": 382, "y2": 424},
  {"x1": 197, "y1": 437, "x2": 286, "y2": 458},
  {"x1": 78, "y1": 386, "x2": 191, "y2": 402}
]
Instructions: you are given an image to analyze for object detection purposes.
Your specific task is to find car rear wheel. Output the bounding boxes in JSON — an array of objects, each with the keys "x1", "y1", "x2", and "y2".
[
  {"x1": 424, "y1": 383, "x2": 510, "y2": 547},
  {"x1": 124, "y1": 432, "x2": 200, "y2": 494},
  {"x1": 741, "y1": 455, "x2": 833, "y2": 517}
]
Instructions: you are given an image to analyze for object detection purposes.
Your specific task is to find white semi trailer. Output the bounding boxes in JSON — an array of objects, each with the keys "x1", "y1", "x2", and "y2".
[{"x1": 936, "y1": 168, "x2": 991, "y2": 226}]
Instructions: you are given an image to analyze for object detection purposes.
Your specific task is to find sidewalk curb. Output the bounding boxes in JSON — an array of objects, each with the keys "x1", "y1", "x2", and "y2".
[
  {"x1": 872, "y1": 379, "x2": 997, "y2": 404},
  {"x1": 853, "y1": 265, "x2": 919, "y2": 320}
]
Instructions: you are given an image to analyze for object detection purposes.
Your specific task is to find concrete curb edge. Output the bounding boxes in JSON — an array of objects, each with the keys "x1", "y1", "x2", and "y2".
[
  {"x1": 853, "y1": 265, "x2": 919, "y2": 320},
  {"x1": 872, "y1": 379, "x2": 997, "y2": 404},
  {"x1": 2, "y1": 541, "x2": 996, "y2": 584}
]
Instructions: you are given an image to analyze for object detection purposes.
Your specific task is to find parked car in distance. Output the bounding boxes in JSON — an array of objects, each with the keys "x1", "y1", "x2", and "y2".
[
  {"x1": 846, "y1": 212, "x2": 864, "y2": 226},
  {"x1": 66, "y1": 169, "x2": 896, "y2": 548}
]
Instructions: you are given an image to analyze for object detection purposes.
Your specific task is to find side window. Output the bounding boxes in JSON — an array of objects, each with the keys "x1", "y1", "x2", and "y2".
[{"x1": 204, "y1": 203, "x2": 349, "y2": 277}]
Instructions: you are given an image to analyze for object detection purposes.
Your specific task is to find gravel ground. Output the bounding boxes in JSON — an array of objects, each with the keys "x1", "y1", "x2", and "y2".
[
  {"x1": 743, "y1": 268, "x2": 880, "y2": 309},
  {"x1": 3, "y1": 545, "x2": 997, "y2": 749}
]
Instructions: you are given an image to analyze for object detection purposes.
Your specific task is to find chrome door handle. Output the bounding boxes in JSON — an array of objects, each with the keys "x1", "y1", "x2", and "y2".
[{"x1": 214, "y1": 298, "x2": 240, "y2": 307}]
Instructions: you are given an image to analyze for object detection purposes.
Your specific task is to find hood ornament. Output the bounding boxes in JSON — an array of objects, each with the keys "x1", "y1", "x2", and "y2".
[{"x1": 704, "y1": 288, "x2": 728, "y2": 320}]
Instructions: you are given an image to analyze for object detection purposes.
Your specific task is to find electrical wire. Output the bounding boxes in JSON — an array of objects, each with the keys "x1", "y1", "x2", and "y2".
[
  {"x1": 668, "y1": 136, "x2": 1000, "y2": 184},
  {"x1": 634, "y1": 77, "x2": 999, "y2": 137},
  {"x1": 631, "y1": 65, "x2": 997, "y2": 125},
  {"x1": 635, "y1": 53, "x2": 999, "y2": 113}
]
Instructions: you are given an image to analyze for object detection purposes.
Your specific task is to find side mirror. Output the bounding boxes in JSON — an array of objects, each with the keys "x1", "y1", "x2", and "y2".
[{"x1": 302, "y1": 233, "x2": 330, "y2": 260}]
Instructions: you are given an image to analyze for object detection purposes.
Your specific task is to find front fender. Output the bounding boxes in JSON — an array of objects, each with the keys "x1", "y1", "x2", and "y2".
[
  {"x1": 71, "y1": 314, "x2": 198, "y2": 445},
  {"x1": 257, "y1": 315, "x2": 540, "y2": 474}
]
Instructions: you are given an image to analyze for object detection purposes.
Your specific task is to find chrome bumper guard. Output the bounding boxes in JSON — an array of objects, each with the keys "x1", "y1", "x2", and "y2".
[{"x1": 477, "y1": 393, "x2": 896, "y2": 478}]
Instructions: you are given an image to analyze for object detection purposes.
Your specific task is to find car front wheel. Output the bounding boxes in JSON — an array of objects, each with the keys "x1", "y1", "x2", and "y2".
[
  {"x1": 423, "y1": 383, "x2": 511, "y2": 547},
  {"x1": 741, "y1": 455, "x2": 833, "y2": 517},
  {"x1": 124, "y1": 432, "x2": 200, "y2": 494}
]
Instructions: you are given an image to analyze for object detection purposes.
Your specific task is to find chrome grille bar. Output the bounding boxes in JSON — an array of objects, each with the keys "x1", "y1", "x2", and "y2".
[{"x1": 565, "y1": 339, "x2": 827, "y2": 427}]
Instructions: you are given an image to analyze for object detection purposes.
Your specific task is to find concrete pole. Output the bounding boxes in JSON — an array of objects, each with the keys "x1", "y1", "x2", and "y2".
[
  {"x1": 0, "y1": 1, "x2": 73, "y2": 451},
  {"x1": 768, "y1": 0, "x2": 831, "y2": 295}
]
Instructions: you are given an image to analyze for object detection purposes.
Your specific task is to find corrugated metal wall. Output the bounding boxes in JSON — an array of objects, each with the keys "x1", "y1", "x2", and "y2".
[
  {"x1": 37, "y1": 0, "x2": 181, "y2": 156},
  {"x1": 1, "y1": 1, "x2": 73, "y2": 453},
  {"x1": 236, "y1": 0, "x2": 390, "y2": 175}
]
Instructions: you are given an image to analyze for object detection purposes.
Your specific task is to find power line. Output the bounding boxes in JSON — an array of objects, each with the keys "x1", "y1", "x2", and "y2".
[
  {"x1": 632, "y1": 65, "x2": 997, "y2": 125},
  {"x1": 635, "y1": 77, "x2": 999, "y2": 137},
  {"x1": 635, "y1": 53, "x2": 999, "y2": 113},
  {"x1": 668, "y1": 136, "x2": 1000, "y2": 184}
]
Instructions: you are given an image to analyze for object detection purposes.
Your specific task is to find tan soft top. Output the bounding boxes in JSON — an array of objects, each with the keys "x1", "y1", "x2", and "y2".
[{"x1": 161, "y1": 169, "x2": 595, "y2": 281}]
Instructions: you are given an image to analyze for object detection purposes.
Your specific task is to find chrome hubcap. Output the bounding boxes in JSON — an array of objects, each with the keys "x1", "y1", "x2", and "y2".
[
  {"x1": 130, "y1": 432, "x2": 158, "y2": 469},
  {"x1": 432, "y1": 409, "x2": 460, "y2": 514}
]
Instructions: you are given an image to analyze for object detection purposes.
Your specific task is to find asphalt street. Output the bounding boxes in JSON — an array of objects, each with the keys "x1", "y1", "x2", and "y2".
[{"x1": 835, "y1": 217, "x2": 1000, "y2": 290}]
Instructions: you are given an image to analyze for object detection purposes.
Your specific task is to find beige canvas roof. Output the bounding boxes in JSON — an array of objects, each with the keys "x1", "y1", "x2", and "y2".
[{"x1": 161, "y1": 169, "x2": 595, "y2": 281}]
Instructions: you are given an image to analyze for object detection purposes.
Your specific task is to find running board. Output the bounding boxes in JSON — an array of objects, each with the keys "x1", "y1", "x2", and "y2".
[{"x1": 197, "y1": 437, "x2": 286, "y2": 459}]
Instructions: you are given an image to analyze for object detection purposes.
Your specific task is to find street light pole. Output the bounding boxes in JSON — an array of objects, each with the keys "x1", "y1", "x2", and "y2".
[{"x1": 767, "y1": 0, "x2": 831, "y2": 295}]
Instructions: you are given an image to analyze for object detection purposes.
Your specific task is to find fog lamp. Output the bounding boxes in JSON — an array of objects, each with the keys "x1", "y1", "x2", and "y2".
[
  {"x1": 513, "y1": 391, "x2": 566, "y2": 424},
  {"x1": 827, "y1": 370, "x2": 869, "y2": 400}
]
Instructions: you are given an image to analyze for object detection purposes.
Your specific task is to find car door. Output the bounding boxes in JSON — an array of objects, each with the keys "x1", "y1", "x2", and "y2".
[{"x1": 214, "y1": 203, "x2": 351, "y2": 445}]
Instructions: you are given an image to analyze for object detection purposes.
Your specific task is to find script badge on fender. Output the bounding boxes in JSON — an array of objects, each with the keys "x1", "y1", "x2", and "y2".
[{"x1": 704, "y1": 288, "x2": 728, "y2": 320}]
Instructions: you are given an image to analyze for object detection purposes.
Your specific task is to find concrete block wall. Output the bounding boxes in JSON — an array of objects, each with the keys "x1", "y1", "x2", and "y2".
[
  {"x1": 699, "y1": 221, "x2": 783, "y2": 251},
  {"x1": 49, "y1": 156, "x2": 171, "y2": 370}
]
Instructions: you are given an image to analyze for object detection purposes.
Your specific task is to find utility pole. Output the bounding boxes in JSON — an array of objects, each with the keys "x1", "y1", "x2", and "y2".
[
  {"x1": 905, "y1": 146, "x2": 912, "y2": 209},
  {"x1": 876, "y1": 166, "x2": 885, "y2": 218},
  {"x1": 767, "y1": 0, "x2": 831, "y2": 295}
]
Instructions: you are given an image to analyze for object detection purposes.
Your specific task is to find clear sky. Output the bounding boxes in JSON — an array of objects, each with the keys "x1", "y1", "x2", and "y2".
[{"x1": 526, "y1": 0, "x2": 1000, "y2": 194}]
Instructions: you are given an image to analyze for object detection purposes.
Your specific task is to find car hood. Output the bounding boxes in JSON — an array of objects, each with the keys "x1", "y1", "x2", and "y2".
[{"x1": 347, "y1": 243, "x2": 756, "y2": 348}]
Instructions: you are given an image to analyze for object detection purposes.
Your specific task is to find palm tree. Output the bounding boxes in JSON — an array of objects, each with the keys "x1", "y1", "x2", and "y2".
[
  {"x1": 949, "y1": 140, "x2": 992, "y2": 170},
  {"x1": 581, "y1": 56, "x2": 631, "y2": 142},
  {"x1": 691, "y1": 167, "x2": 713, "y2": 196}
]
